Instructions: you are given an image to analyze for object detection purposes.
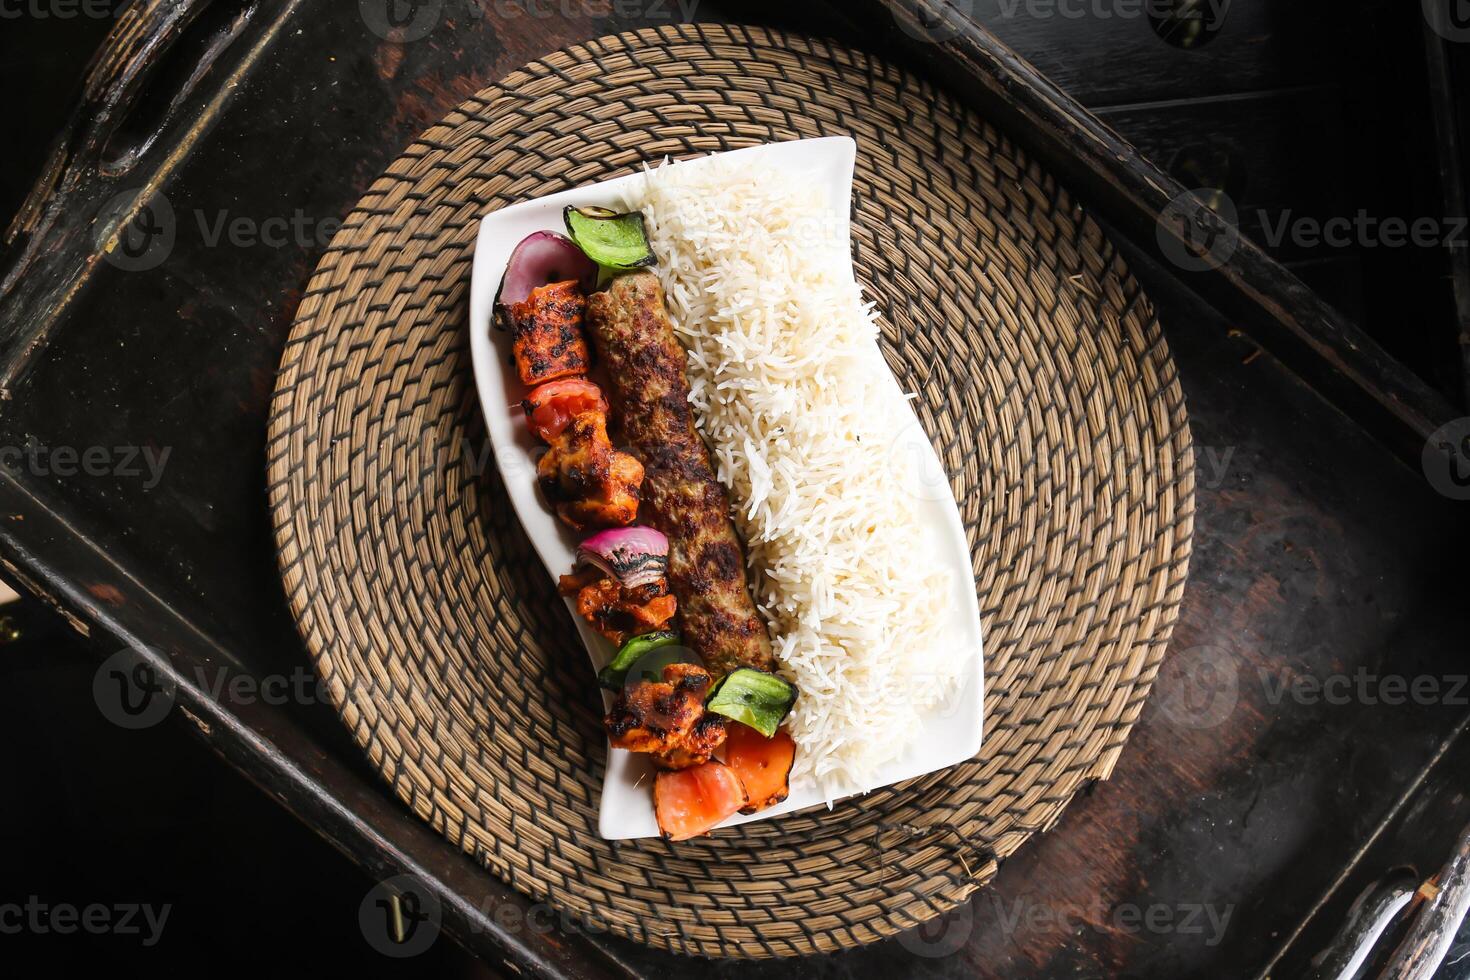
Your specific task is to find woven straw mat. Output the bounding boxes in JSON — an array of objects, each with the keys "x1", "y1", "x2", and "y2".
[{"x1": 266, "y1": 23, "x2": 1195, "y2": 959}]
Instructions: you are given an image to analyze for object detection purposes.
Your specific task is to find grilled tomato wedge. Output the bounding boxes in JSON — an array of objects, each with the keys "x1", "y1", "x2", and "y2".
[
  {"x1": 652, "y1": 759, "x2": 747, "y2": 841},
  {"x1": 522, "y1": 377, "x2": 609, "y2": 443},
  {"x1": 722, "y1": 723, "x2": 796, "y2": 814}
]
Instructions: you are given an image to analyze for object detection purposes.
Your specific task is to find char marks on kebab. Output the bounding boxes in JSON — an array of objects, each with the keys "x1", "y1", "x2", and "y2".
[{"x1": 585, "y1": 271, "x2": 775, "y2": 678}]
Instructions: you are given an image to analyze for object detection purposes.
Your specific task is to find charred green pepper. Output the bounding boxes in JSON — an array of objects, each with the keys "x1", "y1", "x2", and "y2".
[
  {"x1": 597, "y1": 630, "x2": 681, "y2": 690},
  {"x1": 563, "y1": 206, "x2": 657, "y2": 270},
  {"x1": 705, "y1": 668, "x2": 798, "y2": 737}
]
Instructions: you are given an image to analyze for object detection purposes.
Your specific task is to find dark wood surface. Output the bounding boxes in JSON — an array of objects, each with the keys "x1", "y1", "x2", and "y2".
[{"x1": 2, "y1": 2, "x2": 1468, "y2": 977}]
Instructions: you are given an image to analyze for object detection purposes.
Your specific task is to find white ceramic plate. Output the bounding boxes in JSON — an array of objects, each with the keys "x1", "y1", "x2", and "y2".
[{"x1": 468, "y1": 137, "x2": 984, "y2": 840}]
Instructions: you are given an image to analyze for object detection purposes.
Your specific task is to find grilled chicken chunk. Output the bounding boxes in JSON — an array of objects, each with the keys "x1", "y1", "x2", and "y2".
[
  {"x1": 652, "y1": 715, "x2": 729, "y2": 770},
  {"x1": 503, "y1": 279, "x2": 591, "y2": 386},
  {"x1": 557, "y1": 568, "x2": 677, "y2": 646},
  {"x1": 605, "y1": 663, "x2": 727, "y2": 770},
  {"x1": 536, "y1": 410, "x2": 643, "y2": 531},
  {"x1": 585, "y1": 272, "x2": 774, "y2": 677}
]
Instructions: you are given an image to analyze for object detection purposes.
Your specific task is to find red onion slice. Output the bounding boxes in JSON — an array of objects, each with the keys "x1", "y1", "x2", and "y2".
[
  {"x1": 576, "y1": 526, "x2": 669, "y2": 590},
  {"x1": 495, "y1": 230, "x2": 598, "y2": 308}
]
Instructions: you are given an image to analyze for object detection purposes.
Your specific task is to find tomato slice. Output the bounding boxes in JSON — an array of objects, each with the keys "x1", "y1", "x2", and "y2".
[
  {"x1": 653, "y1": 760, "x2": 747, "y2": 841},
  {"x1": 723, "y1": 723, "x2": 796, "y2": 814},
  {"x1": 522, "y1": 377, "x2": 608, "y2": 442}
]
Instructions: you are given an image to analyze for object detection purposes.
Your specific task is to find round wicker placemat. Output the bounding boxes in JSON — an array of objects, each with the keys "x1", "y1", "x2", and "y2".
[{"x1": 266, "y1": 23, "x2": 1194, "y2": 958}]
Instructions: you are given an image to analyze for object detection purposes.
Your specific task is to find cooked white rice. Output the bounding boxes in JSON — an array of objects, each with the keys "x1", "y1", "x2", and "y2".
[{"x1": 626, "y1": 155, "x2": 962, "y2": 797}]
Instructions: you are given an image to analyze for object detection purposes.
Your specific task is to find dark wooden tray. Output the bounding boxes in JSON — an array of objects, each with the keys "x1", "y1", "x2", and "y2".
[{"x1": 2, "y1": 1, "x2": 1466, "y2": 976}]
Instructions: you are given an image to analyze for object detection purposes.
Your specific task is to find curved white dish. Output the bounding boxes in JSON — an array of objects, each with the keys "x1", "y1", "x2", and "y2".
[{"x1": 468, "y1": 137, "x2": 983, "y2": 840}]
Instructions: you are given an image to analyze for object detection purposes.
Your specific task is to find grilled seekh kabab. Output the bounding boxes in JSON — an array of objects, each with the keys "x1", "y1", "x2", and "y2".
[{"x1": 585, "y1": 270, "x2": 776, "y2": 679}]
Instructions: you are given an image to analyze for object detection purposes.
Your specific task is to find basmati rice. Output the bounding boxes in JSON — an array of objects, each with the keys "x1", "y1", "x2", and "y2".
[{"x1": 626, "y1": 155, "x2": 962, "y2": 798}]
